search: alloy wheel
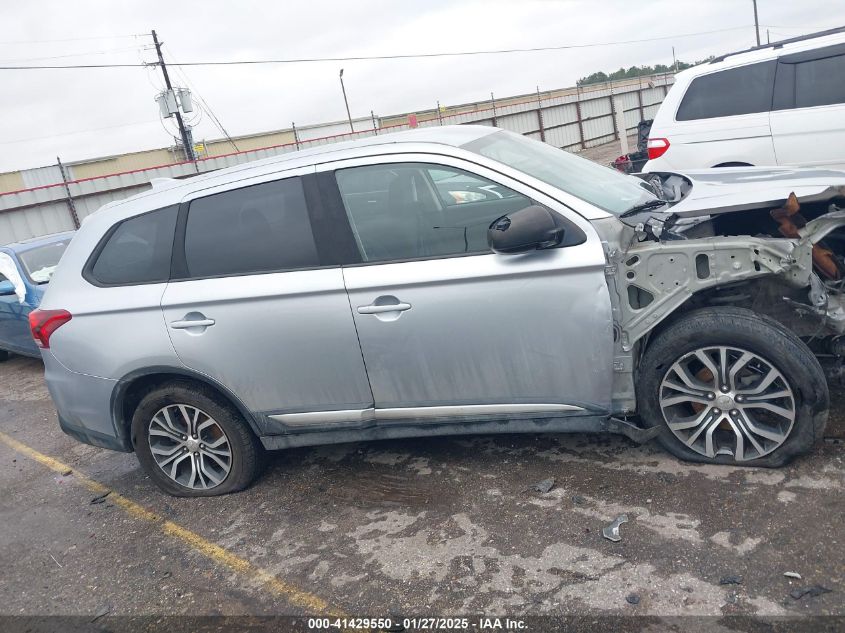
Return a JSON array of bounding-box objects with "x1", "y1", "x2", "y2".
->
[
  {"x1": 147, "y1": 404, "x2": 232, "y2": 489},
  {"x1": 658, "y1": 346, "x2": 796, "y2": 461}
]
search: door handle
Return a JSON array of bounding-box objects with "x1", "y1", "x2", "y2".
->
[
  {"x1": 357, "y1": 303, "x2": 412, "y2": 315},
  {"x1": 170, "y1": 317, "x2": 215, "y2": 329}
]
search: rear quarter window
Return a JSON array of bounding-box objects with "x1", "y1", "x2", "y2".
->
[
  {"x1": 794, "y1": 53, "x2": 845, "y2": 108},
  {"x1": 676, "y1": 60, "x2": 776, "y2": 121},
  {"x1": 88, "y1": 205, "x2": 179, "y2": 285}
]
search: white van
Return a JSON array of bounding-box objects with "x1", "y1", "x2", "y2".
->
[{"x1": 644, "y1": 27, "x2": 845, "y2": 172}]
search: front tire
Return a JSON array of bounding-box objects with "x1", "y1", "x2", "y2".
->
[
  {"x1": 131, "y1": 381, "x2": 264, "y2": 496},
  {"x1": 637, "y1": 307, "x2": 828, "y2": 467}
]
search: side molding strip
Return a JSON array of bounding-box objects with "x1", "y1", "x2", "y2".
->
[{"x1": 270, "y1": 403, "x2": 585, "y2": 426}]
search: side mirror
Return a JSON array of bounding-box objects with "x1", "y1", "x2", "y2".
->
[
  {"x1": 487, "y1": 205, "x2": 564, "y2": 254},
  {"x1": 0, "y1": 280, "x2": 15, "y2": 296}
]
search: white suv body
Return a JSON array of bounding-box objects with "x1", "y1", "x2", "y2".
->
[{"x1": 644, "y1": 28, "x2": 845, "y2": 172}]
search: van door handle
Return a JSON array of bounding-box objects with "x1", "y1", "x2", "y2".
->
[
  {"x1": 170, "y1": 317, "x2": 216, "y2": 329},
  {"x1": 357, "y1": 303, "x2": 412, "y2": 315}
]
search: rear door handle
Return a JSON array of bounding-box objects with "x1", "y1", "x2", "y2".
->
[
  {"x1": 357, "y1": 303, "x2": 412, "y2": 315},
  {"x1": 170, "y1": 317, "x2": 215, "y2": 329}
]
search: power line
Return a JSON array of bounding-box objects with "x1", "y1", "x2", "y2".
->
[
  {"x1": 0, "y1": 119, "x2": 160, "y2": 145},
  {"x1": 0, "y1": 25, "x2": 755, "y2": 70},
  {"x1": 0, "y1": 34, "x2": 150, "y2": 45},
  {"x1": 0, "y1": 62, "x2": 151, "y2": 69},
  {"x1": 0, "y1": 44, "x2": 152, "y2": 64}
]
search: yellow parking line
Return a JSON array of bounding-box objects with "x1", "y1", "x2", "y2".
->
[{"x1": 0, "y1": 430, "x2": 343, "y2": 616}]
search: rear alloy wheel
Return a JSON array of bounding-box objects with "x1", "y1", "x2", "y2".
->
[
  {"x1": 131, "y1": 381, "x2": 264, "y2": 496},
  {"x1": 148, "y1": 404, "x2": 233, "y2": 490},
  {"x1": 637, "y1": 307, "x2": 828, "y2": 467}
]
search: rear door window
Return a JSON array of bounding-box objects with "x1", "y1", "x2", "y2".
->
[
  {"x1": 794, "y1": 54, "x2": 845, "y2": 108},
  {"x1": 183, "y1": 176, "x2": 319, "y2": 278},
  {"x1": 676, "y1": 60, "x2": 776, "y2": 121},
  {"x1": 89, "y1": 205, "x2": 178, "y2": 285}
]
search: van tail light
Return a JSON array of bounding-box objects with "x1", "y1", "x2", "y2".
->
[
  {"x1": 647, "y1": 138, "x2": 671, "y2": 160},
  {"x1": 29, "y1": 309, "x2": 72, "y2": 349}
]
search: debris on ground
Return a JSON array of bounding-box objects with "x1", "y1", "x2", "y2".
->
[
  {"x1": 602, "y1": 514, "x2": 629, "y2": 542},
  {"x1": 571, "y1": 495, "x2": 587, "y2": 505},
  {"x1": 823, "y1": 437, "x2": 844, "y2": 445},
  {"x1": 784, "y1": 571, "x2": 802, "y2": 580},
  {"x1": 62, "y1": 469, "x2": 72, "y2": 476},
  {"x1": 90, "y1": 492, "x2": 111, "y2": 505},
  {"x1": 529, "y1": 478, "x2": 555, "y2": 494},
  {"x1": 625, "y1": 594, "x2": 640, "y2": 605},
  {"x1": 90, "y1": 606, "x2": 111, "y2": 623},
  {"x1": 789, "y1": 585, "x2": 832, "y2": 600},
  {"x1": 719, "y1": 575, "x2": 743, "y2": 585}
]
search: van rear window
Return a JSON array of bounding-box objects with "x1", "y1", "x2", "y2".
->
[{"x1": 676, "y1": 60, "x2": 776, "y2": 121}]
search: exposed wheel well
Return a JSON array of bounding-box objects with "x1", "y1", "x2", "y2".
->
[
  {"x1": 645, "y1": 277, "x2": 817, "y2": 347},
  {"x1": 115, "y1": 371, "x2": 261, "y2": 448}
]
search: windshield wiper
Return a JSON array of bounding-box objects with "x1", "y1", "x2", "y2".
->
[{"x1": 619, "y1": 199, "x2": 668, "y2": 218}]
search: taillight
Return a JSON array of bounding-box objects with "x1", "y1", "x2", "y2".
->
[
  {"x1": 647, "y1": 138, "x2": 671, "y2": 160},
  {"x1": 29, "y1": 309, "x2": 72, "y2": 349}
]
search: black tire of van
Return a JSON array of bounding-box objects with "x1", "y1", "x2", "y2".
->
[{"x1": 636, "y1": 307, "x2": 828, "y2": 467}]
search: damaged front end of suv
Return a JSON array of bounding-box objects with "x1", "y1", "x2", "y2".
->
[{"x1": 594, "y1": 168, "x2": 845, "y2": 422}]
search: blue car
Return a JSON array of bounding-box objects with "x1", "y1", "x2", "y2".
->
[{"x1": 0, "y1": 231, "x2": 74, "y2": 359}]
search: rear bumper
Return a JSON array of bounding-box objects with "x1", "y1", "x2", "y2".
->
[
  {"x1": 58, "y1": 415, "x2": 132, "y2": 452},
  {"x1": 43, "y1": 351, "x2": 131, "y2": 452}
]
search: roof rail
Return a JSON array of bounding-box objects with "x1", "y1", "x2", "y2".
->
[{"x1": 709, "y1": 24, "x2": 845, "y2": 64}]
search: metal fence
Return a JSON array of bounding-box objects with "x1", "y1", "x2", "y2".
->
[{"x1": 0, "y1": 74, "x2": 673, "y2": 242}]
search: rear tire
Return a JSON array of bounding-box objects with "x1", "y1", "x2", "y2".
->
[
  {"x1": 0, "y1": 350, "x2": 9, "y2": 362},
  {"x1": 131, "y1": 381, "x2": 264, "y2": 496},
  {"x1": 637, "y1": 307, "x2": 828, "y2": 467}
]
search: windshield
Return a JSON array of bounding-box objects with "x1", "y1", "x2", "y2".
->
[
  {"x1": 18, "y1": 239, "x2": 70, "y2": 284},
  {"x1": 462, "y1": 130, "x2": 658, "y2": 215}
]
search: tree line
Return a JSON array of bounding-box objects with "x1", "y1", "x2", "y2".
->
[{"x1": 576, "y1": 59, "x2": 714, "y2": 86}]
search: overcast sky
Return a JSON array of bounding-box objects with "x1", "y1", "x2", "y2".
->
[{"x1": 2, "y1": 0, "x2": 843, "y2": 173}]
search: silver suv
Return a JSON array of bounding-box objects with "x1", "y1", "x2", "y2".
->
[{"x1": 36, "y1": 126, "x2": 844, "y2": 496}]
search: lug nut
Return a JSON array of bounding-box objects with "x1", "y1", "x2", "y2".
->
[
  {"x1": 735, "y1": 395, "x2": 744, "y2": 402},
  {"x1": 707, "y1": 393, "x2": 715, "y2": 400},
  {"x1": 731, "y1": 409, "x2": 739, "y2": 415}
]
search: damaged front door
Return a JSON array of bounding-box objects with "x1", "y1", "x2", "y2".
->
[{"x1": 326, "y1": 156, "x2": 615, "y2": 421}]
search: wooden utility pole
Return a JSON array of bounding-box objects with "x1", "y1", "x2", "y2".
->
[{"x1": 152, "y1": 30, "x2": 194, "y2": 161}]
